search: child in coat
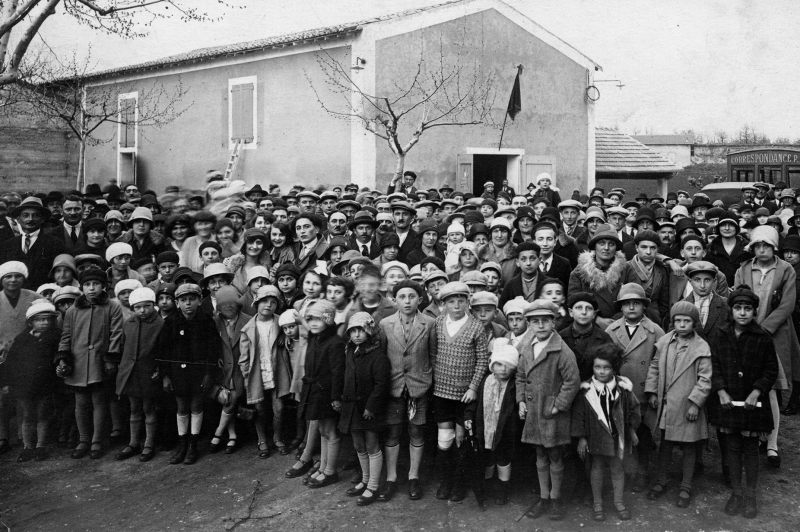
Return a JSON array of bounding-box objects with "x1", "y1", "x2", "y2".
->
[
  {"x1": 0, "y1": 301, "x2": 60, "y2": 462},
  {"x1": 52, "y1": 286, "x2": 81, "y2": 448},
  {"x1": 114, "y1": 287, "x2": 164, "y2": 462},
  {"x1": 158, "y1": 283, "x2": 221, "y2": 465},
  {"x1": 239, "y1": 285, "x2": 282, "y2": 458},
  {"x1": 571, "y1": 343, "x2": 641, "y2": 522},
  {"x1": 273, "y1": 309, "x2": 305, "y2": 454},
  {"x1": 516, "y1": 299, "x2": 580, "y2": 521},
  {"x1": 645, "y1": 301, "x2": 712, "y2": 508},
  {"x1": 464, "y1": 341, "x2": 519, "y2": 507},
  {"x1": 339, "y1": 312, "x2": 390, "y2": 506},
  {"x1": 503, "y1": 297, "x2": 528, "y2": 348},
  {"x1": 708, "y1": 285, "x2": 779, "y2": 519},
  {"x1": 57, "y1": 268, "x2": 124, "y2": 460},
  {"x1": 432, "y1": 282, "x2": 489, "y2": 503}
]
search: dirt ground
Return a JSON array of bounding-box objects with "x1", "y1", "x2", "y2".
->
[{"x1": 1, "y1": 413, "x2": 799, "y2": 532}]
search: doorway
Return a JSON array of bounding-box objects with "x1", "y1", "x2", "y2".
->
[{"x1": 473, "y1": 155, "x2": 508, "y2": 196}]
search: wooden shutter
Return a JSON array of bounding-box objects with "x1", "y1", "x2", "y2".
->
[
  {"x1": 456, "y1": 154, "x2": 474, "y2": 193},
  {"x1": 231, "y1": 83, "x2": 254, "y2": 143},
  {"x1": 119, "y1": 97, "x2": 136, "y2": 148},
  {"x1": 521, "y1": 155, "x2": 556, "y2": 189}
]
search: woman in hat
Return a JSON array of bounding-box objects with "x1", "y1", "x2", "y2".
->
[
  {"x1": 532, "y1": 173, "x2": 562, "y2": 207},
  {"x1": 223, "y1": 228, "x2": 273, "y2": 295},
  {"x1": 734, "y1": 225, "x2": 800, "y2": 469},
  {"x1": 116, "y1": 206, "x2": 168, "y2": 264},
  {"x1": 73, "y1": 218, "x2": 109, "y2": 260},
  {"x1": 576, "y1": 207, "x2": 607, "y2": 253},
  {"x1": 481, "y1": 218, "x2": 517, "y2": 284}
]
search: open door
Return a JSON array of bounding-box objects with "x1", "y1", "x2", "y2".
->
[
  {"x1": 456, "y1": 154, "x2": 473, "y2": 193},
  {"x1": 521, "y1": 155, "x2": 556, "y2": 189}
]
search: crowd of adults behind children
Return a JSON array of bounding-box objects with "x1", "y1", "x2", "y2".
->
[{"x1": 0, "y1": 170, "x2": 799, "y2": 522}]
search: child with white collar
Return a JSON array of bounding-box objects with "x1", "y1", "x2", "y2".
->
[{"x1": 571, "y1": 343, "x2": 640, "y2": 522}]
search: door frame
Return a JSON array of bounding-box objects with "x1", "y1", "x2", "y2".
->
[{"x1": 465, "y1": 147, "x2": 525, "y2": 192}]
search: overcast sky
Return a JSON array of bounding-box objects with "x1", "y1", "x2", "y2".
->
[{"x1": 31, "y1": 0, "x2": 800, "y2": 141}]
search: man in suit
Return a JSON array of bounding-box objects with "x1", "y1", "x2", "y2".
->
[
  {"x1": 533, "y1": 222, "x2": 571, "y2": 292},
  {"x1": 499, "y1": 242, "x2": 551, "y2": 309},
  {"x1": 0, "y1": 196, "x2": 67, "y2": 290},
  {"x1": 499, "y1": 179, "x2": 516, "y2": 198},
  {"x1": 392, "y1": 201, "x2": 418, "y2": 260},
  {"x1": 752, "y1": 182, "x2": 778, "y2": 214},
  {"x1": 49, "y1": 195, "x2": 84, "y2": 253},
  {"x1": 387, "y1": 171, "x2": 418, "y2": 197},
  {"x1": 292, "y1": 214, "x2": 328, "y2": 274},
  {"x1": 348, "y1": 211, "x2": 381, "y2": 259}
]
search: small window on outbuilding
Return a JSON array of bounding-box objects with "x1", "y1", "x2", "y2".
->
[{"x1": 228, "y1": 76, "x2": 257, "y2": 148}]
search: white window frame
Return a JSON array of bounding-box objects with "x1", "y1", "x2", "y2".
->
[
  {"x1": 228, "y1": 75, "x2": 258, "y2": 150},
  {"x1": 117, "y1": 91, "x2": 138, "y2": 185}
]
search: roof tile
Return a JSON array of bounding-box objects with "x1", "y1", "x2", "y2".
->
[{"x1": 596, "y1": 128, "x2": 682, "y2": 174}]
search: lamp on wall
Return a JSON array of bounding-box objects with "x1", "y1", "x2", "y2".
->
[{"x1": 351, "y1": 57, "x2": 366, "y2": 70}]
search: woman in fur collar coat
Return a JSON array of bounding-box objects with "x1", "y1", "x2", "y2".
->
[{"x1": 568, "y1": 225, "x2": 627, "y2": 329}]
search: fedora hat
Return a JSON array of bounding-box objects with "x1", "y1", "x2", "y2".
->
[
  {"x1": 10, "y1": 196, "x2": 51, "y2": 221},
  {"x1": 587, "y1": 223, "x2": 622, "y2": 249},
  {"x1": 615, "y1": 283, "x2": 651, "y2": 306},
  {"x1": 347, "y1": 211, "x2": 380, "y2": 230}
]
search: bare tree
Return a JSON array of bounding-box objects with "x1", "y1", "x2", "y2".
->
[
  {"x1": 774, "y1": 136, "x2": 791, "y2": 145},
  {"x1": 0, "y1": 0, "x2": 236, "y2": 88},
  {"x1": 5, "y1": 46, "x2": 191, "y2": 188},
  {"x1": 714, "y1": 130, "x2": 729, "y2": 144},
  {"x1": 306, "y1": 31, "x2": 499, "y2": 183}
]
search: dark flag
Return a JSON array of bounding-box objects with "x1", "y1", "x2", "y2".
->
[
  {"x1": 507, "y1": 66, "x2": 522, "y2": 120},
  {"x1": 499, "y1": 65, "x2": 523, "y2": 150}
]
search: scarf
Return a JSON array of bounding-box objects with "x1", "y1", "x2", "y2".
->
[
  {"x1": 482, "y1": 374, "x2": 507, "y2": 449},
  {"x1": 256, "y1": 319, "x2": 276, "y2": 391},
  {"x1": 629, "y1": 255, "x2": 654, "y2": 296},
  {"x1": 587, "y1": 377, "x2": 624, "y2": 457}
]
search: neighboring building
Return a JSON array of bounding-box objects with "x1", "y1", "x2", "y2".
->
[
  {"x1": 632, "y1": 134, "x2": 694, "y2": 168},
  {"x1": 594, "y1": 128, "x2": 681, "y2": 197},
  {"x1": 81, "y1": 0, "x2": 602, "y2": 196},
  {"x1": 727, "y1": 147, "x2": 800, "y2": 185}
]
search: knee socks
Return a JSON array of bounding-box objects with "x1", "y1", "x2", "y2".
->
[
  {"x1": 144, "y1": 421, "x2": 157, "y2": 449},
  {"x1": 129, "y1": 416, "x2": 143, "y2": 446},
  {"x1": 384, "y1": 443, "x2": 400, "y2": 482},
  {"x1": 484, "y1": 464, "x2": 496, "y2": 480},
  {"x1": 550, "y1": 457, "x2": 565, "y2": 499},
  {"x1": 324, "y1": 436, "x2": 340, "y2": 475},
  {"x1": 367, "y1": 451, "x2": 383, "y2": 492},
  {"x1": 190, "y1": 413, "x2": 203, "y2": 436},
  {"x1": 318, "y1": 435, "x2": 329, "y2": 474},
  {"x1": 536, "y1": 453, "x2": 551, "y2": 500},
  {"x1": 767, "y1": 390, "x2": 779, "y2": 455},
  {"x1": 357, "y1": 451, "x2": 370, "y2": 485},
  {"x1": 409, "y1": 443, "x2": 424, "y2": 480},
  {"x1": 176, "y1": 414, "x2": 189, "y2": 437},
  {"x1": 497, "y1": 463, "x2": 511, "y2": 482}
]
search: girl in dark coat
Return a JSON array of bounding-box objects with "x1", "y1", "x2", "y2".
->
[
  {"x1": 114, "y1": 287, "x2": 164, "y2": 462},
  {"x1": 0, "y1": 301, "x2": 60, "y2": 462},
  {"x1": 158, "y1": 283, "x2": 221, "y2": 465},
  {"x1": 571, "y1": 343, "x2": 641, "y2": 522},
  {"x1": 708, "y1": 285, "x2": 778, "y2": 519},
  {"x1": 338, "y1": 312, "x2": 390, "y2": 506},
  {"x1": 464, "y1": 342, "x2": 519, "y2": 507},
  {"x1": 298, "y1": 299, "x2": 345, "y2": 489}
]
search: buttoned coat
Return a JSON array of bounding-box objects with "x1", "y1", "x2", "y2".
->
[
  {"x1": 378, "y1": 311, "x2": 437, "y2": 398},
  {"x1": 707, "y1": 321, "x2": 778, "y2": 433},
  {"x1": 338, "y1": 336, "x2": 390, "y2": 433},
  {"x1": 58, "y1": 292, "x2": 124, "y2": 388},
  {"x1": 559, "y1": 324, "x2": 614, "y2": 382},
  {"x1": 344, "y1": 294, "x2": 398, "y2": 327},
  {"x1": 515, "y1": 330, "x2": 580, "y2": 447},
  {"x1": 706, "y1": 236, "x2": 751, "y2": 286},
  {"x1": 299, "y1": 326, "x2": 346, "y2": 420},
  {"x1": 214, "y1": 311, "x2": 251, "y2": 397},
  {"x1": 116, "y1": 311, "x2": 164, "y2": 397},
  {"x1": 157, "y1": 309, "x2": 221, "y2": 396},
  {"x1": 606, "y1": 317, "x2": 665, "y2": 407},
  {"x1": 239, "y1": 315, "x2": 280, "y2": 404},
  {"x1": 621, "y1": 260, "x2": 670, "y2": 324},
  {"x1": 645, "y1": 331, "x2": 712, "y2": 442},
  {"x1": 464, "y1": 373, "x2": 518, "y2": 453},
  {"x1": 568, "y1": 251, "x2": 628, "y2": 320},
  {"x1": 571, "y1": 376, "x2": 641, "y2": 458},
  {"x1": 735, "y1": 258, "x2": 800, "y2": 384},
  {"x1": 677, "y1": 292, "x2": 728, "y2": 339}
]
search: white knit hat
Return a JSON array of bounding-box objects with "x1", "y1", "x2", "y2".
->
[
  {"x1": 106, "y1": 242, "x2": 134, "y2": 262},
  {"x1": 447, "y1": 222, "x2": 466, "y2": 235},
  {"x1": 26, "y1": 300, "x2": 56, "y2": 320},
  {"x1": 129, "y1": 287, "x2": 156, "y2": 307},
  {"x1": 278, "y1": 309, "x2": 296, "y2": 327},
  {"x1": 115, "y1": 279, "x2": 143, "y2": 297},
  {"x1": 0, "y1": 260, "x2": 28, "y2": 280},
  {"x1": 490, "y1": 343, "x2": 519, "y2": 369},
  {"x1": 747, "y1": 225, "x2": 779, "y2": 251}
]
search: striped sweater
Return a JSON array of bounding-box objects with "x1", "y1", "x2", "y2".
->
[{"x1": 432, "y1": 315, "x2": 489, "y2": 400}]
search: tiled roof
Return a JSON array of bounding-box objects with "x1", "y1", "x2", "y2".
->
[
  {"x1": 85, "y1": 0, "x2": 466, "y2": 80},
  {"x1": 632, "y1": 134, "x2": 695, "y2": 145},
  {"x1": 596, "y1": 128, "x2": 681, "y2": 174}
]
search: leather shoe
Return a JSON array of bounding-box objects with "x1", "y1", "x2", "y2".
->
[
  {"x1": 308, "y1": 472, "x2": 339, "y2": 489},
  {"x1": 676, "y1": 490, "x2": 692, "y2": 508},
  {"x1": 767, "y1": 452, "x2": 781, "y2": 468},
  {"x1": 724, "y1": 493, "x2": 742, "y2": 516},
  {"x1": 285, "y1": 460, "x2": 313, "y2": 478},
  {"x1": 89, "y1": 443, "x2": 104, "y2": 460},
  {"x1": 435, "y1": 481, "x2": 453, "y2": 500},
  {"x1": 357, "y1": 490, "x2": 377, "y2": 506},
  {"x1": 208, "y1": 437, "x2": 225, "y2": 454},
  {"x1": 408, "y1": 479, "x2": 422, "y2": 500},
  {"x1": 525, "y1": 498, "x2": 550, "y2": 519},
  {"x1": 781, "y1": 402, "x2": 800, "y2": 416},
  {"x1": 114, "y1": 445, "x2": 141, "y2": 461},
  {"x1": 346, "y1": 483, "x2": 367, "y2": 497},
  {"x1": 378, "y1": 481, "x2": 397, "y2": 502},
  {"x1": 139, "y1": 447, "x2": 156, "y2": 462},
  {"x1": 71, "y1": 443, "x2": 89, "y2": 459},
  {"x1": 615, "y1": 504, "x2": 631, "y2": 521}
]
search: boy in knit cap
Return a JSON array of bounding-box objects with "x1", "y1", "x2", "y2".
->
[
  {"x1": 115, "y1": 279, "x2": 143, "y2": 321},
  {"x1": 432, "y1": 281, "x2": 489, "y2": 503},
  {"x1": 464, "y1": 341, "x2": 519, "y2": 508},
  {"x1": 645, "y1": 301, "x2": 711, "y2": 508},
  {"x1": 503, "y1": 297, "x2": 528, "y2": 347}
]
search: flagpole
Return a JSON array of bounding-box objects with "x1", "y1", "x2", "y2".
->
[
  {"x1": 498, "y1": 64, "x2": 523, "y2": 151},
  {"x1": 498, "y1": 112, "x2": 509, "y2": 151}
]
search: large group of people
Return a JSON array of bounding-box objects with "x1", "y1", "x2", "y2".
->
[{"x1": 0, "y1": 169, "x2": 798, "y2": 522}]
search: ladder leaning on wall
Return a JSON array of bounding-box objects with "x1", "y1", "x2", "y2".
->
[{"x1": 224, "y1": 139, "x2": 243, "y2": 181}]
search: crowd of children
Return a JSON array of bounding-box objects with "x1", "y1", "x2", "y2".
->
[{"x1": 0, "y1": 176, "x2": 797, "y2": 522}]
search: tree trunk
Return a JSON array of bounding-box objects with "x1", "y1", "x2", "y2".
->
[
  {"x1": 392, "y1": 153, "x2": 405, "y2": 188},
  {"x1": 76, "y1": 139, "x2": 85, "y2": 192}
]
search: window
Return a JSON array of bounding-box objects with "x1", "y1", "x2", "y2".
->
[
  {"x1": 228, "y1": 76, "x2": 257, "y2": 149},
  {"x1": 118, "y1": 92, "x2": 138, "y2": 149}
]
